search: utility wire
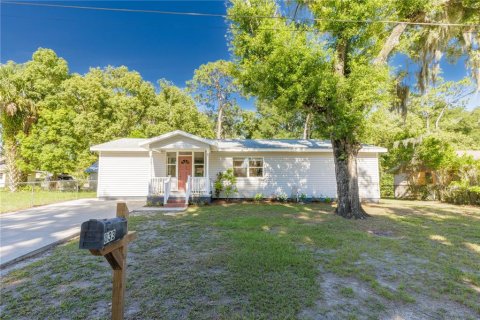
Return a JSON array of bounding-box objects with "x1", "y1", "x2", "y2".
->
[{"x1": 3, "y1": 1, "x2": 480, "y2": 29}]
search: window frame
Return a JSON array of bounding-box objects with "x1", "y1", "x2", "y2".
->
[
  {"x1": 166, "y1": 151, "x2": 206, "y2": 178},
  {"x1": 194, "y1": 151, "x2": 205, "y2": 177},
  {"x1": 232, "y1": 157, "x2": 264, "y2": 178},
  {"x1": 166, "y1": 152, "x2": 177, "y2": 177}
]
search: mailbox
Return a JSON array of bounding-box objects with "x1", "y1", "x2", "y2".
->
[{"x1": 79, "y1": 218, "x2": 127, "y2": 250}]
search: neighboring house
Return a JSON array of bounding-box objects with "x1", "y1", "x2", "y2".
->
[
  {"x1": 393, "y1": 150, "x2": 480, "y2": 198},
  {"x1": 85, "y1": 161, "x2": 98, "y2": 190},
  {"x1": 90, "y1": 130, "x2": 387, "y2": 205}
]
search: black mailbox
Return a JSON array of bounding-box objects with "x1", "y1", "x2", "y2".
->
[{"x1": 79, "y1": 218, "x2": 127, "y2": 250}]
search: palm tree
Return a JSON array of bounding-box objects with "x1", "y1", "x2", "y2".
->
[{"x1": 0, "y1": 62, "x2": 36, "y2": 191}]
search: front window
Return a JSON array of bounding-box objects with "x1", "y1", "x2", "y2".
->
[
  {"x1": 233, "y1": 157, "x2": 263, "y2": 177},
  {"x1": 167, "y1": 152, "x2": 177, "y2": 177},
  {"x1": 194, "y1": 152, "x2": 205, "y2": 177}
]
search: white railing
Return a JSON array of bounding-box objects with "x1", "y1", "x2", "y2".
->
[
  {"x1": 149, "y1": 177, "x2": 169, "y2": 195},
  {"x1": 185, "y1": 175, "x2": 192, "y2": 204},
  {"x1": 191, "y1": 177, "x2": 210, "y2": 195},
  {"x1": 164, "y1": 176, "x2": 171, "y2": 205}
]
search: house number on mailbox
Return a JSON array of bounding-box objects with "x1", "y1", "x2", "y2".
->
[{"x1": 104, "y1": 229, "x2": 116, "y2": 245}]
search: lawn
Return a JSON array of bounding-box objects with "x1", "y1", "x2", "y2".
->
[
  {"x1": 0, "y1": 190, "x2": 97, "y2": 213},
  {"x1": 1, "y1": 200, "x2": 479, "y2": 319}
]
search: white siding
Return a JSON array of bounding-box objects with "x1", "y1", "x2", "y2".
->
[
  {"x1": 209, "y1": 152, "x2": 337, "y2": 198},
  {"x1": 150, "y1": 135, "x2": 210, "y2": 150},
  {"x1": 209, "y1": 151, "x2": 381, "y2": 200},
  {"x1": 357, "y1": 152, "x2": 381, "y2": 200},
  {"x1": 97, "y1": 150, "x2": 381, "y2": 200},
  {"x1": 97, "y1": 151, "x2": 151, "y2": 198}
]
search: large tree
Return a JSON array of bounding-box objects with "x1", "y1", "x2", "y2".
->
[
  {"x1": 0, "y1": 49, "x2": 68, "y2": 189},
  {"x1": 228, "y1": 0, "x2": 391, "y2": 218},
  {"x1": 188, "y1": 60, "x2": 241, "y2": 139},
  {"x1": 20, "y1": 68, "x2": 214, "y2": 177},
  {"x1": 228, "y1": 0, "x2": 479, "y2": 219}
]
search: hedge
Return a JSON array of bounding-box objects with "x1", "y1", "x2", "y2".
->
[{"x1": 442, "y1": 185, "x2": 480, "y2": 206}]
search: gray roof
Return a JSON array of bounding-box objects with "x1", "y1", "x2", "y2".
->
[
  {"x1": 91, "y1": 131, "x2": 387, "y2": 153},
  {"x1": 216, "y1": 139, "x2": 331, "y2": 150},
  {"x1": 90, "y1": 138, "x2": 147, "y2": 151}
]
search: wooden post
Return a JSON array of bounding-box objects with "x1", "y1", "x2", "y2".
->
[
  {"x1": 88, "y1": 201, "x2": 136, "y2": 320},
  {"x1": 112, "y1": 202, "x2": 128, "y2": 320}
]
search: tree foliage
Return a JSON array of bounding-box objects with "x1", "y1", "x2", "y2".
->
[
  {"x1": 188, "y1": 60, "x2": 241, "y2": 139},
  {"x1": 3, "y1": 48, "x2": 213, "y2": 179}
]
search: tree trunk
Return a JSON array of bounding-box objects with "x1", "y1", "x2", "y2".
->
[
  {"x1": 303, "y1": 113, "x2": 312, "y2": 139},
  {"x1": 373, "y1": 23, "x2": 408, "y2": 65},
  {"x1": 216, "y1": 105, "x2": 224, "y2": 139},
  {"x1": 331, "y1": 138, "x2": 369, "y2": 219},
  {"x1": 4, "y1": 139, "x2": 21, "y2": 192}
]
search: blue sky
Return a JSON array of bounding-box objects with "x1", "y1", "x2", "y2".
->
[{"x1": 1, "y1": 0, "x2": 478, "y2": 110}]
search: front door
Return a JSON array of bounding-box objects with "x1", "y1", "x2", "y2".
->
[{"x1": 178, "y1": 156, "x2": 192, "y2": 192}]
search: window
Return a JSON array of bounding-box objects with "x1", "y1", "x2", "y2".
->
[
  {"x1": 233, "y1": 157, "x2": 263, "y2": 177},
  {"x1": 194, "y1": 152, "x2": 205, "y2": 177},
  {"x1": 249, "y1": 158, "x2": 263, "y2": 177},
  {"x1": 0, "y1": 173, "x2": 3, "y2": 179},
  {"x1": 167, "y1": 152, "x2": 176, "y2": 177}
]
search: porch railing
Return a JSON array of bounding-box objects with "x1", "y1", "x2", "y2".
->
[
  {"x1": 185, "y1": 176, "x2": 192, "y2": 204},
  {"x1": 191, "y1": 177, "x2": 210, "y2": 195},
  {"x1": 149, "y1": 177, "x2": 170, "y2": 195},
  {"x1": 164, "y1": 176, "x2": 172, "y2": 205}
]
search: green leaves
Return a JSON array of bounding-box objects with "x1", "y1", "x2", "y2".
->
[{"x1": 5, "y1": 48, "x2": 213, "y2": 177}]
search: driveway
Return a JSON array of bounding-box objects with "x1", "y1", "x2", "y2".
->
[{"x1": 0, "y1": 198, "x2": 145, "y2": 267}]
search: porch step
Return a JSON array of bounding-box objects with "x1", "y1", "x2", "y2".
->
[
  {"x1": 167, "y1": 197, "x2": 187, "y2": 204},
  {"x1": 165, "y1": 202, "x2": 187, "y2": 208}
]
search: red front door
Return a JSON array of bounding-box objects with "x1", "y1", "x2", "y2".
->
[{"x1": 178, "y1": 156, "x2": 192, "y2": 191}]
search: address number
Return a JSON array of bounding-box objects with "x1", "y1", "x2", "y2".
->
[{"x1": 104, "y1": 230, "x2": 116, "y2": 244}]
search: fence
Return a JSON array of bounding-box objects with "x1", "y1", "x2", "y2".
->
[{"x1": 0, "y1": 180, "x2": 97, "y2": 214}]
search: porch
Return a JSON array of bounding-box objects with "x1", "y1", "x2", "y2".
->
[{"x1": 141, "y1": 131, "x2": 216, "y2": 206}]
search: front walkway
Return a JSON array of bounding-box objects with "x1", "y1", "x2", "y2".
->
[{"x1": 0, "y1": 198, "x2": 145, "y2": 267}]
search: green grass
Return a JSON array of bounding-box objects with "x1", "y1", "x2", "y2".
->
[
  {"x1": 0, "y1": 190, "x2": 96, "y2": 213},
  {"x1": 1, "y1": 200, "x2": 479, "y2": 319}
]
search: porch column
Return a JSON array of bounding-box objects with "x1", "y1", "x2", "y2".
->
[
  {"x1": 206, "y1": 149, "x2": 210, "y2": 194},
  {"x1": 149, "y1": 150, "x2": 153, "y2": 195}
]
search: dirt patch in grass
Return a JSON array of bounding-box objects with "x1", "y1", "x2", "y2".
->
[{"x1": 1, "y1": 201, "x2": 479, "y2": 319}]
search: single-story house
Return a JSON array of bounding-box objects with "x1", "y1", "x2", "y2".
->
[{"x1": 90, "y1": 130, "x2": 387, "y2": 206}]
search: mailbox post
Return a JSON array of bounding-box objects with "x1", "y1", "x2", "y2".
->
[{"x1": 79, "y1": 202, "x2": 136, "y2": 320}]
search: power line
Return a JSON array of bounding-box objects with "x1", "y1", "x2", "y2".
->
[{"x1": 3, "y1": 1, "x2": 480, "y2": 29}]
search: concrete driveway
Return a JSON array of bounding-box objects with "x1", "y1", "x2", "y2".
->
[{"x1": 0, "y1": 198, "x2": 145, "y2": 267}]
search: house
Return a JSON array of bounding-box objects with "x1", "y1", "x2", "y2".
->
[
  {"x1": 85, "y1": 161, "x2": 98, "y2": 190},
  {"x1": 90, "y1": 130, "x2": 387, "y2": 206}
]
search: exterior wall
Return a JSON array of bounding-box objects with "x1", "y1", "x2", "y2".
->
[
  {"x1": 208, "y1": 151, "x2": 381, "y2": 201},
  {"x1": 357, "y1": 153, "x2": 381, "y2": 201},
  {"x1": 97, "y1": 150, "x2": 382, "y2": 201},
  {"x1": 97, "y1": 151, "x2": 151, "y2": 198}
]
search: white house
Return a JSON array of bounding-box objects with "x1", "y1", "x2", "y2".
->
[{"x1": 91, "y1": 130, "x2": 387, "y2": 206}]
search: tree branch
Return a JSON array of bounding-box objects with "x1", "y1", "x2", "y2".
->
[{"x1": 373, "y1": 23, "x2": 408, "y2": 65}]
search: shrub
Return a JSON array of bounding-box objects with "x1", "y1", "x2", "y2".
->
[
  {"x1": 253, "y1": 193, "x2": 263, "y2": 202},
  {"x1": 299, "y1": 192, "x2": 308, "y2": 203},
  {"x1": 442, "y1": 183, "x2": 480, "y2": 206},
  {"x1": 214, "y1": 169, "x2": 238, "y2": 200},
  {"x1": 274, "y1": 191, "x2": 288, "y2": 202}
]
